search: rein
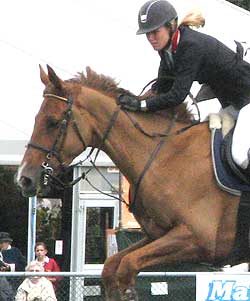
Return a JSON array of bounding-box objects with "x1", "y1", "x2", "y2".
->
[
  {"x1": 126, "y1": 77, "x2": 202, "y2": 212},
  {"x1": 125, "y1": 108, "x2": 201, "y2": 212},
  {"x1": 27, "y1": 93, "x2": 130, "y2": 206},
  {"x1": 138, "y1": 76, "x2": 202, "y2": 126},
  {"x1": 123, "y1": 110, "x2": 199, "y2": 138},
  {"x1": 28, "y1": 91, "x2": 200, "y2": 210}
]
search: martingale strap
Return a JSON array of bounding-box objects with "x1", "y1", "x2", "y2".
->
[{"x1": 129, "y1": 109, "x2": 176, "y2": 213}]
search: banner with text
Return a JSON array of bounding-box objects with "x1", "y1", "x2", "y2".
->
[{"x1": 196, "y1": 273, "x2": 250, "y2": 301}]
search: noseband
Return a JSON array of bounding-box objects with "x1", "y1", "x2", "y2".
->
[{"x1": 27, "y1": 93, "x2": 86, "y2": 187}]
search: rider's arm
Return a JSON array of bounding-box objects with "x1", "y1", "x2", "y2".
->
[{"x1": 145, "y1": 41, "x2": 202, "y2": 111}]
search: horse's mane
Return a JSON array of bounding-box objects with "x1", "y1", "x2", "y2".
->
[
  {"x1": 68, "y1": 67, "x2": 132, "y2": 97},
  {"x1": 68, "y1": 67, "x2": 193, "y2": 123}
]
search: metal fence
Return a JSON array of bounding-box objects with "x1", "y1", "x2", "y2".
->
[{"x1": 0, "y1": 271, "x2": 197, "y2": 300}]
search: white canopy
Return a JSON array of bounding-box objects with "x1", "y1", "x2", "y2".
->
[{"x1": 1, "y1": 0, "x2": 250, "y2": 163}]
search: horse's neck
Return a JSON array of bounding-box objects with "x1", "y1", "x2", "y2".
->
[{"x1": 77, "y1": 92, "x2": 161, "y2": 183}]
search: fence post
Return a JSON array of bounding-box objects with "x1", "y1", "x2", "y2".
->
[{"x1": 27, "y1": 196, "x2": 37, "y2": 263}]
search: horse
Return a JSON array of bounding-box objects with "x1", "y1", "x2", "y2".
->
[{"x1": 16, "y1": 65, "x2": 248, "y2": 301}]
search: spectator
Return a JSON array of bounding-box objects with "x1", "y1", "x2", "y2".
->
[
  {"x1": 0, "y1": 231, "x2": 26, "y2": 296},
  {"x1": 15, "y1": 261, "x2": 57, "y2": 301},
  {"x1": 0, "y1": 232, "x2": 26, "y2": 272},
  {"x1": 0, "y1": 276, "x2": 14, "y2": 301},
  {"x1": 35, "y1": 242, "x2": 61, "y2": 289}
]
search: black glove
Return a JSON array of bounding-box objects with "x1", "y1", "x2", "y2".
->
[{"x1": 118, "y1": 95, "x2": 141, "y2": 111}]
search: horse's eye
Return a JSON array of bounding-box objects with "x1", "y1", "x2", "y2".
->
[{"x1": 46, "y1": 117, "x2": 59, "y2": 130}]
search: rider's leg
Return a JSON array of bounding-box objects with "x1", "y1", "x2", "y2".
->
[
  {"x1": 219, "y1": 105, "x2": 237, "y2": 137},
  {"x1": 231, "y1": 102, "x2": 250, "y2": 173}
]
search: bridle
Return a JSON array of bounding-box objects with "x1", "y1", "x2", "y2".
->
[
  {"x1": 26, "y1": 91, "x2": 199, "y2": 209},
  {"x1": 27, "y1": 93, "x2": 87, "y2": 187},
  {"x1": 26, "y1": 93, "x2": 122, "y2": 191}
]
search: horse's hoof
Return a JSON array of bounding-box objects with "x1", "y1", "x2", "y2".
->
[{"x1": 121, "y1": 287, "x2": 139, "y2": 301}]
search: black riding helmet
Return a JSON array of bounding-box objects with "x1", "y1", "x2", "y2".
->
[{"x1": 137, "y1": 0, "x2": 178, "y2": 35}]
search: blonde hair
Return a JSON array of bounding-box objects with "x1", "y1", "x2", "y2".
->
[
  {"x1": 179, "y1": 9, "x2": 205, "y2": 28},
  {"x1": 25, "y1": 260, "x2": 44, "y2": 272}
]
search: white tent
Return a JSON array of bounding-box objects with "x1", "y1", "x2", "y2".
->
[{"x1": 0, "y1": 0, "x2": 250, "y2": 142}]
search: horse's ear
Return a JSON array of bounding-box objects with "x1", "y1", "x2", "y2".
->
[
  {"x1": 47, "y1": 64, "x2": 63, "y2": 90},
  {"x1": 39, "y1": 64, "x2": 49, "y2": 85}
]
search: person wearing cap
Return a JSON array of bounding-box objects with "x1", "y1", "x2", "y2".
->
[
  {"x1": 118, "y1": 0, "x2": 250, "y2": 179},
  {"x1": 0, "y1": 232, "x2": 26, "y2": 272}
]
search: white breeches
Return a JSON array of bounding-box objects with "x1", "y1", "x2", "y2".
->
[{"x1": 227, "y1": 102, "x2": 250, "y2": 169}]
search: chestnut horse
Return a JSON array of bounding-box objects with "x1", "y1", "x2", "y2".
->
[{"x1": 17, "y1": 65, "x2": 245, "y2": 301}]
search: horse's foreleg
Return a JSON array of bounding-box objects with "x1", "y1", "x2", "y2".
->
[
  {"x1": 102, "y1": 237, "x2": 150, "y2": 301},
  {"x1": 116, "y1": 224, "x2": 202, "y2": 297}
]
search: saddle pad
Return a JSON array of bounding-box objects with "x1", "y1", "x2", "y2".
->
[{"x1": 211, "y1": 128, "x2": 250, "y2": 195}]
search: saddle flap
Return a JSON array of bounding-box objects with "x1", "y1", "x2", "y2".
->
[{"x1": 209, "y1": 112, "x2": 250, "y2": 193}]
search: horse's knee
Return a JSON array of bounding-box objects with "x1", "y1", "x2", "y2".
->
[
  {"x1": 102, "y1": 265, "x2": 120, "y2": 301},
  {"x1": 102, "y1": 265, "x2": 115, "y2": 288},
  {"x1": 102, "y1": 255, "x2": 120, "y2": 279},
  {"x1": 116, "y1": 255, "x2": 139, "y2": 289},
  {"x1": 102, "y1": 255, "x2": 123, "y2": 291},
  {"x1": 102, "y1": 253, "x2": 139, "y2": 299},
  {"x1": 102, "y1": 259, "x2": 112, "y2": 279}
]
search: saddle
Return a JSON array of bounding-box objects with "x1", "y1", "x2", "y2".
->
[{"x1": 209, "y1": 112, "x2": 250, "y2": 195}]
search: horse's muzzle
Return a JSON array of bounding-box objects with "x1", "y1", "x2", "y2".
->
[{"x1": 16, "y1": 174, "x2": 37, "y2": 197}]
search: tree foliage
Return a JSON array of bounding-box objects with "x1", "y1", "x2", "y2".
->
[
  {"x1": 228, "y1": 0, "x2": 250, "y2": 10},
  {"x1": 36, "y1": 200, "x2": 62, "y2": 254},
  {"x1": 0, "y1": 166, "x2": 28, "y2": 255}
]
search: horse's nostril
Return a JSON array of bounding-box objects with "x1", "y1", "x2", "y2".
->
[
  {"x1": 17, "y1": 175, "x2": 37, "y2": 197},
  {"x1": 20, "y1": 176, "x2": 33, "y2": 189}
]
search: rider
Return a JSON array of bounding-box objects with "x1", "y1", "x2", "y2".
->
[{"x1": 118, "y1": 0, "x2": 250, "y2": 178}]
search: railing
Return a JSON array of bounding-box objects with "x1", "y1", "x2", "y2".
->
[
  {"x1": 1, "y1": 270, "x2": 249, "y2": 300},
  {"x1": 0, "y1": 271, "x2": 196, "y2": 300}
]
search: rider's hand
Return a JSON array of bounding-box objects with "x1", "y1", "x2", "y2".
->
[
  {"x1": 118, "y1": 95, "x2": 141, "y2": 111},
  {"x1": 0, "y1": 263, "x2": 10, "y2": 272}
]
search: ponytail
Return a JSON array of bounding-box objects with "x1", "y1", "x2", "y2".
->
[{"x1": 179, "y1": 9, "x2": 205, "y2": 28}]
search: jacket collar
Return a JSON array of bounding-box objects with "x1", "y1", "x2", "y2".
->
[
  {"x1": 171, "y1": 29, "x2": 180, "y2": 53},
  {"x1": 159, "y1": 29, "x2": 180, "y2": 58}
]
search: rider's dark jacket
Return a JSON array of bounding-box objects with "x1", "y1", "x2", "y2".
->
[{"x1": 146, "y1": 25, "x2": 250, "y2": 111}]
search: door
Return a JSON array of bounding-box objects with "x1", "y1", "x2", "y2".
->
[
  {"x1": 81, "y1": 197, "x2": 119, "y2": 266},
  {"x1": 70, "y1": 165, "x2": 120, "y2": 272}
]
